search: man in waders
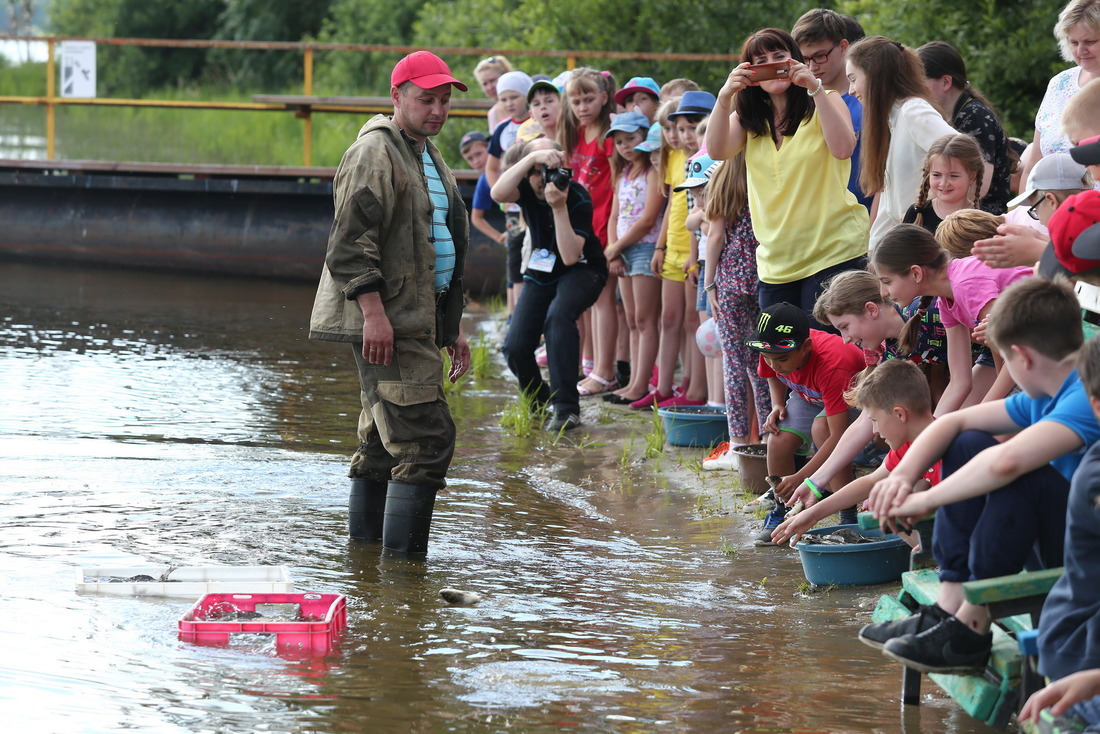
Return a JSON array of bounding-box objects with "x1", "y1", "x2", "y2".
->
[{"x1": 309, "y1": 51, "x2": 470, "y2": 554}]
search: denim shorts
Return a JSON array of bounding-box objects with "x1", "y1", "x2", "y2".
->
[
  {"x1": 695, "y1": 259, "x2": 711, "y2": 314},
  {"x1": 621, "y1": 241, "x2": 657, "y2": 277}
]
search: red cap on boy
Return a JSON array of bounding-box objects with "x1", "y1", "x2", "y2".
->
[{"x1": 1038, "y1": 190, "x2": 1100, "y2": 279}]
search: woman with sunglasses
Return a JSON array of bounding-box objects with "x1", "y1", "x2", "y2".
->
[{"x1": 707, "y1": 27, "x2": 869, "y2": 327}]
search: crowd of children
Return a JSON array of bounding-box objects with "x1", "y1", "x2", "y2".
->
[{"x1": 456, "y1": 0, "x2": 1100, "y2": 726}]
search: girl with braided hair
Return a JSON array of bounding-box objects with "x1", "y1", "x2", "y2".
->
[{"x1": 902, "y1": 133, "x2": 986, "y2": 236}]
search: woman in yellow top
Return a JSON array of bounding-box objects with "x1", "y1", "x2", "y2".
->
[{"x1": 706, "y1": 27, "x2": 868, "y2": 326}]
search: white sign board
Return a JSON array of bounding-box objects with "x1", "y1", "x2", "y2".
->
[{"x1": 60, "y1": 41, "x2": 96, "y2": 99}]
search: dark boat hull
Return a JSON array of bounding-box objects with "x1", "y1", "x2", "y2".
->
[{"x1": 0, "y1": 161, "x2": 506, "y2": 295}]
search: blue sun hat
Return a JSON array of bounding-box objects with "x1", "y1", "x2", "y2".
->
[
  {"x1": 604, "y1": 111, "x2": 652, "y2": 138},
  {"x1": 635, "y1": 122, "x2": 663, "y2": 153}
]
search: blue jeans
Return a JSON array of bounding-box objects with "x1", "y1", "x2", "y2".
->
[
  {"x1": 933, "y1": 430, "x2": 1069, "y2": 583},
  {"x1": 503, "y1": 266, "x2": 606, "y2": 416},
  {"x1": 758, "y1": 256, "x2": 865, "y2": 332}
]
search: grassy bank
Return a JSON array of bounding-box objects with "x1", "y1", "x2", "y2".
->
[{"x1": 0, "y1": 62, "x2": 482, "y2": 168}]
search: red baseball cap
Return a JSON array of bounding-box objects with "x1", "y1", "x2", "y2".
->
[
  {"x1": 1038, "y1": 189, "x2": 1100, "y2": 279},
  {"x1": 391, "y1": 51, "x2": 468, "y2": 92}
]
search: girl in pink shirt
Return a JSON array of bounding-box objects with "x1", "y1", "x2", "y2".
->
[{"x1": 872, "y1": 224, "x2": 1032, "y2": 414}]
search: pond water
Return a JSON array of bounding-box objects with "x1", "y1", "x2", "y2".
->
[{"x1": 0, "y1": 262, "x2": 1004, "y2": 733}]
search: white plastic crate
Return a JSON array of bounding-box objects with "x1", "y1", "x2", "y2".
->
[{"x1": 75, "y1": 566, "x2": 294, "y2": 598}]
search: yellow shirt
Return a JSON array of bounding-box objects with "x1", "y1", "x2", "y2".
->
[
  {"x1": 664, "y1": 148, "x2": 691, "y2": 255},
  {"x1": 745, "y1": 101, "x2": 869, "y2": 283}
]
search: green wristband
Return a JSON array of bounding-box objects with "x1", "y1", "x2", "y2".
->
[{"x1": 804, "y1": 478, "x2": 824, "y2": 499}]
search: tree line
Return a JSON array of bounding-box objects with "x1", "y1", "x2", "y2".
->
[{"x1": 45, "y1": 0, "x2": 1068, "y2": 138}]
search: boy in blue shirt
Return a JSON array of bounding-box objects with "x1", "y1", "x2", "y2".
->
[
  {"x1": 861, "y1": 277, "x2": 1100, "y2": 673},
  {"x1": 1018, "y1": 333, "x2": 1100, "y2": 729}
]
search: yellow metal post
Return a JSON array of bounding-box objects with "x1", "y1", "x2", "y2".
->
[
  {"x1": 46, "y1": 40, "x2": 55, "y2": 159},
  {"x1": 302, "y1": 48, "x2": 313, "y2": 167},
  {"x1": 566, "y1": 55, "x2": 576, "y2": 71}
]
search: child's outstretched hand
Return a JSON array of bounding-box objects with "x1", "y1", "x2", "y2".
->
[
  {"x1": 785, "y1": 480, "x2": 821, "y2": 509},
  {"x1": 771, "y1": 506, "x2": 816, "y2": 548},
  {"x1": 772, "y1": 474, "x2": 803, "y2": 503},
  {"x1": 1020, "y1": 669, "x2": 1100, "y2": 722},
  {"x1": 868, "y1": 476, "x2": 915, "y2": 533},
  {"x1": 762, "y1": 406, "x2": 786, "y2": 435}
]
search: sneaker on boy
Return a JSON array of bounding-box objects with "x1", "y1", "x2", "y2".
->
[
  {"x1": 858, "y1": 603, "x2": 950, "y2": 650},
  {"x1": 882, "y1": 616, "x2": 993, "y2": 674},
  {"x1": 753, "y1": 505, "x2": 788, "y2": 546}
]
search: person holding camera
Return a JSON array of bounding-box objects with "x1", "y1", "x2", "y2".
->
[
  {"x1": 492, "y1": 137, "x2": 608, "y2": 432},
  {"x1": 705, "y1": 27, "x2": 868, "y2": 327}
]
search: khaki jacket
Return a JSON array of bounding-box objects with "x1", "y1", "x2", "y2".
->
[{"x1": 309, "y1": 114, "x2": 468, "y2": 347}]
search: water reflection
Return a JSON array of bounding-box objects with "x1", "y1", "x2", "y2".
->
[{"x1": 0, "y1": 263, "x2": 1003, "y2": 732}]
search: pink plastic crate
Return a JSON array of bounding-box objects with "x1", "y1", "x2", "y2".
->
[{"x1": 178, "y1": 592, "x2": 346, "y2": 654}]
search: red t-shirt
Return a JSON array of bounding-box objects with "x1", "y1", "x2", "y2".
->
[
  {"x1": 884, "y1": 440, "x2": 942, "y2": 486},
  {"x1": 757, "y1": 330, "x2": 865, "y2": 416},
  {"x1": 570, "y1": 133, "x2": 614, "y2": 246}
]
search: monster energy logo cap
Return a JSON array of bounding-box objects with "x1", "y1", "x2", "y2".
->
[{"x1": 747, "y1": 302, "x2": 810, "y2": 353}]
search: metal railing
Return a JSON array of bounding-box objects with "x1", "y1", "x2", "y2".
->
[{"x1": 0, "y1": 35, "x2": 738, "y2": 166}]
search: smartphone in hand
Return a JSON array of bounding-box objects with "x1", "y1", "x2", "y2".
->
[{"x1": 745, "y1": 60, "x2": 791, "y2": 83}]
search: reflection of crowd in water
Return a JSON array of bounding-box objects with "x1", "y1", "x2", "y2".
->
[{"x1": 456, "y1": 1, "x2": 1100, "y2": 726}]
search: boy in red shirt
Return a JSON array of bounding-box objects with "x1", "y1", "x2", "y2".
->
[
  {"x1": 771, "y1": 359, "x2": 939, "y2": 547},
  {"x1": 747, "y1": 302, "x2": 865, "y2": 545}
]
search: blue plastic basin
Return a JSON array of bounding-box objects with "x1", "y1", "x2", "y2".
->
[
  {"x1": 657, "y1": 406, "x2": 729, "y2": 447},
  {"x1": 796, "y1": 524, "x2": 911, "y2": 587}
]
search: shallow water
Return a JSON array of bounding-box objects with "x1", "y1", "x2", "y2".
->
[{"x1": 0, "y1": 263, "x2": 1004, "y2": 733}]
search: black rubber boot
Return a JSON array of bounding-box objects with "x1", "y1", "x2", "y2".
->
[
  {"x1": 349, "y1": 477, "x2": 387, "y2": 541},
  {"x1": 382, "y1": 481, "x2": 437, "y2": 554}
]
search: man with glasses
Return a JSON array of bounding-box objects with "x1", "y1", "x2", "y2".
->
[{"x1": 792, "y1": 8, "x2": 871, "y2": 210}]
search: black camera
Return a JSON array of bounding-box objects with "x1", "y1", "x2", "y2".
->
[{"x1": 540, "y1": 165, "x2": 573, "y2": 191}]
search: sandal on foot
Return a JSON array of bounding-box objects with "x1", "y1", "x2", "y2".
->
[{"x1": 578, "y1": 374, "x2": 617, "y2": 397}]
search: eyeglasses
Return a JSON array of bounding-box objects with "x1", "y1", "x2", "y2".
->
[
  {"x1": 747, "y1": 339, "x2": 800, "y2": 351},
  {"x1": 806, "y1": 43, "x2": 841, "y2": 65},
  {"x1": 1027, "y1": 195, "x2": 1049, "y2": 220}
]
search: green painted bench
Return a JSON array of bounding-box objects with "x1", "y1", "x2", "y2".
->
[
  {"x1": 861, "y1": 507, "x2": 1065, "y2": 728},
  {"x1": 870, "y1": 568, "x2": 1061, "y2": 729}
]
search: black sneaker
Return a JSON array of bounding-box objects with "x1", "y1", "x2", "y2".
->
[
  {"x1": 881, "y1": 616, "x2": 992, "y2": 674},
  {"x1": 546, "y1": 412, "x2": 581, "y2": 432},
  {"x1": 858, "y1": 604, "x2": 950, "y2": 650}
]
